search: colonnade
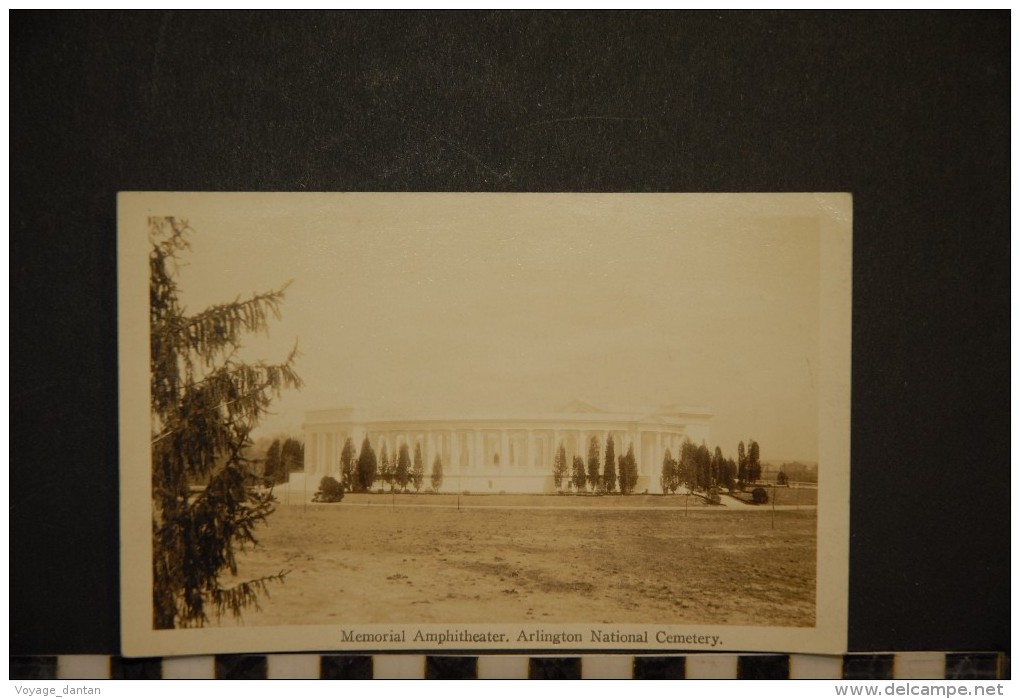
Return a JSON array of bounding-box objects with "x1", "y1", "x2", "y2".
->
[{"x1": 304, "y1": 422, "x2": 694, "y2": 490}]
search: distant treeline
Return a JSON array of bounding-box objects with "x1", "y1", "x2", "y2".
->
[{"x1": 762, "y1": 461, "x2": 818, "y2": 484}]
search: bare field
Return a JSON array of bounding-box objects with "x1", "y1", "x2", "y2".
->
[{"x1": 229, "y1": 501, "x2": 816, "y2": 628}]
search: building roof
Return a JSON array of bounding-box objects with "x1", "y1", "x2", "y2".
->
[{"x1": 304, "y1": 400, "x2": 712, "y2": 428}]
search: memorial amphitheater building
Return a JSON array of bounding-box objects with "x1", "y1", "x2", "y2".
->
[{"x1": 299, "y1": 399, "x2": 711, "y2": 495}]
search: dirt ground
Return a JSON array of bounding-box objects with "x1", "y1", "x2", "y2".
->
[{"x1": 228, "y1": 498, "x2": 816, "y2": 628}]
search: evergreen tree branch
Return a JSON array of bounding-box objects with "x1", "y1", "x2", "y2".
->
[
  {"x1": 209, "y1": 570, "x2": 290, "y2": 623},
  {"x1": 168, "y1": 284, "x2": 293, "y2": 364},
  {"x1": 151, "y1": 355, "x2": 302, "y2": 450},
  {"x1": 149, "y1": 216, "x2": 301, "y2": 629}
]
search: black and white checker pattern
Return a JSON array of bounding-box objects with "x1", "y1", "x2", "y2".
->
[{"x1": 9, "y1": 652, "x2": 1008, "y2": 680}]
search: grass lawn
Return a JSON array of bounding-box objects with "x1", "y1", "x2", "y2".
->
[
  {"x1": 227, "y1": 501, "x2": 817, "y2": 628},
  {"x1": 727, "y1": 487, "x2": 818, "y2": 507}
]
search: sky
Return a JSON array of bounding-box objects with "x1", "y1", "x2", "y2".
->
[{"x1": 143, "y1": 193, "x2": 843, "y2": 463}]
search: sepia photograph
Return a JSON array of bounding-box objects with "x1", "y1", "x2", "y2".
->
[{"x1": 119, "y1": 192, "x2": 851, "y2": 656}]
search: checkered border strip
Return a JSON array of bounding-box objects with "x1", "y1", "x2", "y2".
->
[{"x1": 9, "y1": 652, "x2": 1008, "y2": 679}]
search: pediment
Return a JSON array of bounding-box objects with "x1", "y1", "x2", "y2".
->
[{"x1": 557, "y1": 398, "x2": 606, "y2": 414}]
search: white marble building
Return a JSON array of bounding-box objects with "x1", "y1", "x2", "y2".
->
[{"x1": 300, "y1": 399, "x2": 711, "y2": 494}]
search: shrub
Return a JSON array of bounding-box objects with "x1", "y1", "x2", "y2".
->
[
  {"x1": 751, "y1": 486, "x2": 769, "y2": 505},
  {"x1": 313, "y1": 476, "x2": 345, "y2": 503},
  {"x1": 706, "y1": 486, "x2": 721, "y2": 505}
]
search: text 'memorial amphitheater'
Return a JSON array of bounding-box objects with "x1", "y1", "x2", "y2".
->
[{"x1": 300, "y1": 400, "x2": 711, "y2": 495}]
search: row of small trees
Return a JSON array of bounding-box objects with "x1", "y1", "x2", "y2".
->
[
  {"x1": 323, "y1": 433, "x2": 763, "y2": 497},
  {"x1": 660, "y1": 438, "x2": 762, "y2": 494},
  {"x1": 551, "y1": 435, "x2": 640, "y2": 494},
  {"x1": 338, "y1": 436, "x2": 444, "y2": 493}
]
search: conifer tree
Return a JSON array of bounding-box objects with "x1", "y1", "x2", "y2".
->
[
  {"x1": 586, "y1": 435, "x2": 601, "y2": 493},
  {"x1": 697, "y1": 442, "x2": 712, "y2": 490},
  {"x1": 571, "y1": 455, "x2": 587, "y2": 492},
  {"x1": 720, "y1": 456, "x2": 737, "y2": 491},
  {"x1": 280, "y1": 438, "x2": 304, "y2": 473},
  {"x1": 660, "y1": 448, "x2": 676, "y2": 494},
  {"x1": 264, "y1": 439, "x2": 283, "y2": 484},
  {"x1": 552, "y1": 443, "x2": 568, "y2": 491},
  {"x1": 149, "y1": 217, "x2": 301, "y2": 629},
  {"x1": 748, "y1": 439, "x2": 762, "y2": 483},
  {"x1": 712, "y1": 446, "x2": 724, "y2": 489},
  {"x1": 679, "y1": 438, "x2": 697, "y2": 491},
  {"x1": 396, "y1": 443, "x2": 411, "y2": 491},
  {"x1": 356, "y1": 436, "x2": 377, "y2": 492},
  {"x1": 618, "y1": 443, "x2": 639, "y2": 494},
  {"x1": 411, "y1": 443, "x2": 425, "y2": 492},
  {"x1": 726, "y1": 457, "x2": 738, "y2": 490},
  {"x1": 379, "y1": 442, "x2": 393, "y2": 492},
  {"x1": 602, "y1": 434, "x2": 616, "y2": 494},
  {"x1": 737, "y1": 441, "x2": 748, "y2": 488},
  {"x1": 339, "y1": 437, "x2": 356, "y2": 488},
  {"x1": 431, "y1": 454, "x2": 444, "y2": 492}
]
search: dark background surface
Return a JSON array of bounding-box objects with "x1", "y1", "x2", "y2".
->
[{"x1": 11, "y1": 11, "x2": 1009, "y2": 654}]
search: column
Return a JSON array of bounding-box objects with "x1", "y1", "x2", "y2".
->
[
  {"x1": 527, "y1": 430, "x2": 536, "y2": 470},
  {"x1": 634, "y1": 430, "x2": 643, "y2": 474},
  {"x1": 450, "y1": 430, "x2": 459, "y2": 472},
  {"x1": 320, "y1": 433, "x2": 328, "y2": 477},
  {"x1": 323, "y1": 432, "x2": 331, "y2": 477},
  {"x1": 474, "y1": 429, "x2": 483, "y2": 470},
  {"x1": 326, "y1": 433, "x2": 335, "y2": 477},
  {"x1": 500, "y1": 430, "x2": 509, "y2": 469},
  {"x1": 315, "y1": 433, "x2": 324, "y2": 476},
  {"x1": 306, "y1": 430, "x2": 317, "y2": 477}
]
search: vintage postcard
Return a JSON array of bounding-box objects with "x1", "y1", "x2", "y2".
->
[{"x1": 119, "y1": 192, "x2": 851, "y2": 656}]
